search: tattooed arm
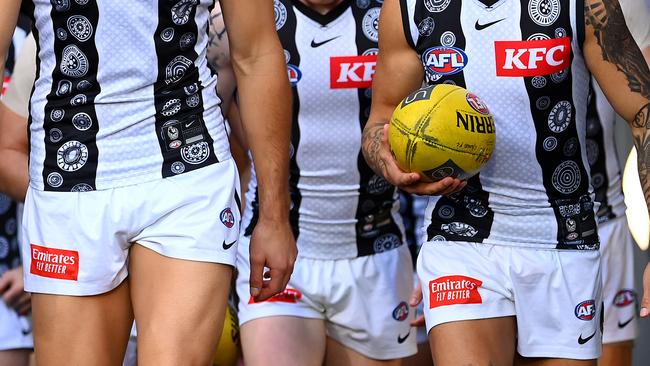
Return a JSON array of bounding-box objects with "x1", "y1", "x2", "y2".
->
[
  {"x1": 582, "y1": 0, "x2": 650, "y2": 317},
  {"x1": 362, "y1": 0, "x2": 465, "y2": 195}
]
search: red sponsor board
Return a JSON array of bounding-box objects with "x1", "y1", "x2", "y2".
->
[
  {"x1": 248, "y1": 288, "x2": 302, "y2": 304},
  {"x1": 330, "y1": 55, "x2": 377, "y2": 89},
  {"x1": 495, "y1": 37, "x2": 570, "y2": 77},
  {"x1": 429, "y1": 275, "x2": 483, "y2": 308},
  {"x1": 30, "y1": 244, "x2": 79, "y2": 281}
]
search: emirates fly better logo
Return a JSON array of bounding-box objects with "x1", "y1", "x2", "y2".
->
[{"x1": 429, "y1": 275, "x2": 483, "y2": 308}]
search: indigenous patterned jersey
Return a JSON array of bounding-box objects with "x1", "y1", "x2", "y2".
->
[
  {"x1": 242, "y1": 0, "x2": 405, "y2": 259},
  {"x1": 401, "y1": 0, "x2": 598, "y2": 249},
  {"x1": 28, "y1": 0, "x2": 229, "y2": 191}
]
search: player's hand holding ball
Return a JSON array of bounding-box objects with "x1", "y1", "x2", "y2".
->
[{"x1": 385, "y1": 84, "x2": 496, "y2": 195}]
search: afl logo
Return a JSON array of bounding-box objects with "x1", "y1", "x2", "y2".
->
[
  {"x1": 574, "y1": 300, "x2": 596, "y2": 321},
  {"x1": 466, "y1": 93, "x2": 490, "y2": 115},
  {"x1": 287, "y1": 64, "x2": 302, "y2": 86},
  {"x1": 613, "y1": 289, "x2": 637, "y2": 307},
  {"x1": 220, "y1": 208, "x2": 235, "y2": 228},
  {"x1": 274, "y1": 0, "x2": 288, "y2": 30},
  {"x1": 422, "y1": 46, "x2": 468, "y2": 77},
  {"x1": 392, "y1": 302, "x2": 409, "y2": 321}
]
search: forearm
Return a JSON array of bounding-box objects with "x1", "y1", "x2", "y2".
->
[
  {"x1": 362, "y1": 118, "x2": 390, "y2": 176},
  {"x1": 0, "y1": 149, "x2": 28, "y2": 201}
]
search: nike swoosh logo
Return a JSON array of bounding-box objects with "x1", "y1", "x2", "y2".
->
[
  {"x1": 222, "y1": 240, "x2": 236, "y2": 250},
  {"x1": 185, "y1": 122, "x2": 195, "y2": 128},
  {"x1": 397, "y1": 331, "x2": 411, "y2": 344},
  {"x1": 311, "y1": 36, "x2": 340, "y2": 48},
  {"x1": 474, "y1": 18, "x2": 506, "y2": 30},
  {"x1": 618, "y1": 316, "x2": 634, "y2": 328},
  {"x1": 578, "y1": 330, "x2": 596, "y2": 344}
]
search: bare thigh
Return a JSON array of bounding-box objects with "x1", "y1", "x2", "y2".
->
[
  {"x1": 403, "y1": 341, "x2": 432, "y2": 366},
  {"x1": 599, "y1": 341, "x2": 633, "y2": 366},
  {"x1": 129, "y1": 244, "x2": 232, "y2": 366},
  {"x1": 31, "y1": 280, "x2": 133, "y2": 366},
  {"x1": 240, "y1": 316, "x2": 326, "y2": 366},
  {"x1": 325, "y1": 336, "x2": 402, "y2": 366},
  {"x1": 0, "y1": 349, "x2": 31, "y2": 366},
  {"x1": 429, "y1": 316, "x2": 517, "y2": 366},
  {"x1": 515, "y1": 355, "x2": 596, "y2": 366}
]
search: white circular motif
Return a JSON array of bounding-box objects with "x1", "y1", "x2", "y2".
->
[
  {"x1": 367, "y1": 175, "x2": 390, "y2": 194},
  {"x1": 50, "y1": 128, "x2": 63, "y2": 143},
  {"x1": 0, "y1": 237, "x2": 8, "y2": 259},
  {"x1": 72, "y1": 112, "x2": 93, "y2": 131},
  {"x1": 425, "y1": 0, "x2": 451, "y2": 12},
  {"x1": 529, "y1": 0, "x2": 561, "y2": 26},
  {"x1": 181, "y1": 141, "x2": 210, "y2": 165},
  {"x1": 179, "y1": 32, "x2": 196, "y2": 50},
  {"x1": 165, "y1": 56, "x2": 192, "y2": 84},
  {"x1": 418, "y1": 17, "x2": 435, "y2": 37},
  {"x1": 550, "y1": 68, "x2": 568, "y2": 83},
  {"x1": 274, "y1": 0, "x2": 288, "y2": 30},
  {"x1": 548, "y1": 100, "x2": 572, "y2": 133},
  {"x1": 555, "y1": 27, "x2": 566, "y2": 38},
  {"x1": 373, "y1": 233, "x2": 401, "y2": 253},
  {"x1": 464, "y1": 197, "x2": 488, "y2": 217},
  {"x1": 162, "y1": 99, "x2": 182, "y2": 116},
  {"x1": 440, "y1": 31, "x2": 456, "y2": 47},
  {"x1": 552, "y1": 160, "x2": 581, "y2": 194},
  {"x1": 438, "y1": 205, "x2": 455, "y2": 219},
  {"x1": 5, "y1": 218, "x2": 16, "y2": 236},
  {"x1": 71, "y1": 183, "x2": 93, "y2": 192},
  {"x1": 543, "y1": 136, "x2": 557, "y2": 151},
  {"x1": 0, "y1": 195, "x2": 10, "y2": 214},
  {"x1": 441, "y1": 222, "x2": 478, "y2": 237},
  {"x1": 56, "y1": 80, "x2": 72, "y2": 96},
  {"x1": 362, "y1": 48, "x2": 379, "y2": 56},
  {"x1": 51, "y1": 109, "x2": 65, "y2": 122},
  {"x1": 356, "y1": 0, "x2": 371, "y2": 8},
  {"x1": 586, "y1": 139, "x2": 599, "y2": 165},
  {"x1": 161, "y1": 27, "x2": 175, "y2": 42},
  {"x1": 67, "y1": 15, "x2": 93, "y2": 42},
  {"x1": 431, "y1": 235, "x2": 447, "y2": 241},
  {"x1": 47, "y1": 172, "x2": 64, "y2": 188},
  {"x1": 362, "y1": 8, "x2": 381, "y2": 42},
  {"x1": 77, "y1": 80, "x2": 92, "y2": 91},
  {"x1": 527, "y1": 32, "x2": 551, "y2": 41},
  {"x1": 70, "y1": 94, "x2": 87, "y2": 106},
  {"x1": 51, "y1": 0, "x2": 70, "y2": 12},
  {"x1": 171, "y1": 161, "x2": 186, "y2": 174},
  {"x1": 531, "y1": 76, "x2": 547, "y2": 88},
  {"x1": 186, "y1": 94, "x2": 200, "y2": 108},
  {"x1": 56, "y1": 28, "x2": 68, "y2": 40},
  {"x1": 563, "y1": 137, "x2": 578, "y2": 156},
  {"x1": 75, "y1": 0, "x2": 89, "y2": 4},
  {"x1": 57, "y1": 140, "x2": 89, "y2": 172},
  {"x1": 283, "y1": 50, "x2": 291, "y2": 64},
  {"x1": 591, "y1": 173, "x2": 604, "y2": 188},
  {"x1": 60, "y1": 45, "x2": 89, "y2": 78},
  {"x1": 536, "y1": 96, "x2": 551, "y2": 110},
  {"x1": 171, "y1": 0, "x2": 199, "y2": 25}
]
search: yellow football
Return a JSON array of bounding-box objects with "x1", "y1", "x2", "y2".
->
[
  {"x1": 212, "y1": 305, "x2": 241, "y2": 366},
  {"x1": 388, "y1": 84, "x2": 496, "y2": 181}
]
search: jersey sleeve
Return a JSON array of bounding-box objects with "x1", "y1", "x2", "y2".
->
[
  {"x1": 619, "y1": 0, "x2": 650, "y2": 50},
  {"x1": 3, "y1": 33, "x2": 36, "y2": 119},
  {"x1": 399, "y1": 0, "x2": 418, "y2": 49}
]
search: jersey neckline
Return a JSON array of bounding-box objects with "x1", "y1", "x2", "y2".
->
[{"x1": 292, "y1": 0, "x2": 352, "y2": 27}]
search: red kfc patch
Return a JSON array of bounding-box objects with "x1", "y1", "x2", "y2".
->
[
  {"x1": 248, "y1": 288, "x2": 302, "y2": 304},
  {"x1": 495, "y1": 37, "x2": 570, "y2": 77},
  {"x1": 429, "y1": 275, "x2": 483, "y2": 308},
  {"x1": 30, "y1": 244, "x2": 79, "y2": 281},
  {"x1": 330, "y1": 55, "x2": 377, "y2": 89}
]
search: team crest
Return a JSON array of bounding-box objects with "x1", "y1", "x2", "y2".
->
[
  {"x1": 424, "y1": 0, "x2": 451, "y2": 13},
  {"x1": 528, "y1": 0, "x2": 560, "y2": 26},
  {"x1": 274, "y1": 0, "x2": 288, "y2": 30},
  {"x1": 362, "y1": 8, "x2": 381, "y2": 42}
]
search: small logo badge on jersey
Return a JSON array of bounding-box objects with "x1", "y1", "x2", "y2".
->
[
  {"x1": 330, "y1": 55, "x2": 377, "y2": 89},
  {"x1": 392, "y1": 301, "x2": 409, "y2": 321},
  {"x1": 30, "y1": 244, "x2": 79, "y2": 281},
  {"x1": 422, "y1": 46, "x2": 468, "y2": 78},
  {"x1": 249, "y1": 288, "x2": 302, "y2": 304},
  {"x1": 495, "y1": 37, "x2": 570, "y2": 77},
  {"x1": 613, "y1": 289, "x2": 637, "y2": 307},
  {"x1": 466, "y1": 93, "x2": 490, "y2": 115},
  {"x1": 575, "y1": 299, "x2": 596, "y2": 321},
  {"x1": 429, "y1": 275, "x2": 482, "y2": 309},
  {"x1": 287, "y1": 64, "x2": 302, "y2": 86},
  {"x1": 220, "y1": 208, "x2": 235, "y2": 228}
]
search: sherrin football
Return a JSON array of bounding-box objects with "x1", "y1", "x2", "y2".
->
[{"x1": 388, "y1": 84, "x2": 496, "y2": 181}]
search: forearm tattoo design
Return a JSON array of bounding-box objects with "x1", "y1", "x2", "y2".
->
[
  {"x1": 585, "y1": 0, "x2": 650, "y2": 207},
  {"x1": 362, "y1": 123, "x2": 388, "y2": 175},
  {"x1": 207, "y1": 10, "x2": 228, "y2": 70}
]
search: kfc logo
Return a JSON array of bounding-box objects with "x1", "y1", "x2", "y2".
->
[
  {"x1": 429, "y1": 275, "x2": 483, "y2": 308},
  {"x1": 30, "y1": 244, "x2": 79, "y2": 281},
  {"x1": 330, "y1": 55, "x2": 377, "y2": 89},
  {"x1": 495, "y1": 37, "x2": 570, "y2": 77}
]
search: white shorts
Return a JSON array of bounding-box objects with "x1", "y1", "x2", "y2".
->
[
  {"x1": 417, "y1": 241, "x2": 602, "y2": 360},
  {"x1": 22, "y1": 160, "x2": 241, "y2": 296},
  {"x1": 0, "y1": 301, "x2": 32, "y2": 351},
  {"x1": 599, "y1": 216, "x2": 637, "y2": 344},
  {"x1": 235, "y1": 236, "x2": 417, "y2": 360}
]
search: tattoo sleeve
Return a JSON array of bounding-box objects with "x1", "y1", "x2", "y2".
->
[
  {"x1": 207, "y1": 9, "x2": 228, "y2": 70},
  {"x1": 585, "y1": 0, "x2": 650, "y2": 211},
  {"x1": 362, "y1": 122, "x2": 388, "y2": 176}
]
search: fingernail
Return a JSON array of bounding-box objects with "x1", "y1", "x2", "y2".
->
[
  {"x1": 251, "y1": 287, "x2": 260, "y2": 297},
  {"x1": 641, "y1": 307, "x2": 649, "y2": 317}
]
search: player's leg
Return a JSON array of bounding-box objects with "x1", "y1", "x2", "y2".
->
[
  {"x1": 0, "y1": 349, "x2": 31, "y2": 366},
  {"x1": 325, "y1": 337, "x2": 402, "y2": 366},
  {"x1": 402, "y1": 340, "x2": 433, "y2": 366},
  {"x1": 515, "y1": 356, "x2": 595, "y2": 366},
  {"x1": 599, "y1": 341, "x2": 633, "y2": 366},
  {"x1": 129, "y1": 244, "x2": 232, "y2": 366},
  {"x1": 418, "y1": 241, "x2": 517, "y2": 366},
  {"x1": 240, "y1": 316, "x2": 326, "y2": 366}
]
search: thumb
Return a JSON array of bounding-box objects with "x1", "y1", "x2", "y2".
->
[
  {"x1": 640, "y1": 262, "x2": 650, "y2": 317},
  {"x1": 409, "y1": 280, "x2": 423, "y2": 307},
  {"x1": 0, "y1": 274, "x2": 10, "y2": 296}
]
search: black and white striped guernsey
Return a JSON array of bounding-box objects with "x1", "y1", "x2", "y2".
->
[
  {"x1": 28, "y1": 0, "x2": 229, "y2": 191},
  {"x1": 242, "y1": 0, "x2": 405, "y2": 259},
  {"x1": 401, "y1": 0, "x2": 599, "y2": 250}
]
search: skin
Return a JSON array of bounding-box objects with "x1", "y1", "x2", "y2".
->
[
  {"x1": 363, "y1": 0, "x2": 650, "y2": 365},
  {"x1": 0, "y1": 0, "x2": 296, "y2": 364}
]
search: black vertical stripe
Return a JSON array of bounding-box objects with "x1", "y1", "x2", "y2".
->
[
  {"x1": 153, "y1": 0, "x2": 218, "y2": 179},
  {"x1": 518, "y1": 0, "x2": 598, "y2": 249},
  {"x1": 399, "y1": 0, "x2": 416, "y2": 48},
  {"x1": 42, "y1": 0, "x2": 101, "y2": 192},
  {"x1": 244, "y1": 0, "x2": 300, "y2": 239}
]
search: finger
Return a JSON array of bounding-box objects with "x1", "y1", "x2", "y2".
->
[
  {"x1": 409, "y1": 285, "x2": 423, "y2": 307},
  {"x1": 255, "y1": 268, "x2": 288, "y2": 302},
  {"x1": 0, "y1": 274, "x2": 10, "y2": 295},
  {"x1": 2, "y1": 285, "x2": 22, "y2": 307},
  {"x1": 13, "y1": 293, "x2": 31, "y2": 314},
  {"x1": 640, "y1": 262, "x2": 650, "y2": 317},
  {"x1": 248, "y1": 255, "x2": 265, "y2": 300},
  {"x1": 410, "y1": 314, "x2": 426, "y2": 327},
  {"x1": 402, "y1": 178, "x2": 453, "y2": 195}
]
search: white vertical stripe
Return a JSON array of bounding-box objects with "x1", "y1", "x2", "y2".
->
[{"x1": 405, "y1": 0, "x2": 419, "y2": 46}]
